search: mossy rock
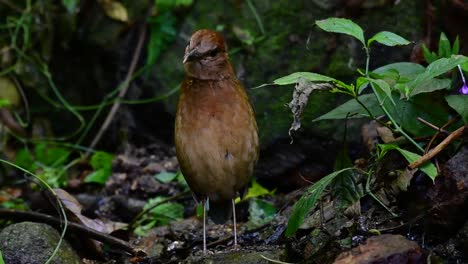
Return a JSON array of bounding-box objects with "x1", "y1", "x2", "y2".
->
[{"x1": 0, "y1": 222, "x2": 81, "y2": 264}]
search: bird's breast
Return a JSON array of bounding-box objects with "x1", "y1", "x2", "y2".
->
[{"x1": 175, "y1": 78, "x2": 259, "y2": 201}]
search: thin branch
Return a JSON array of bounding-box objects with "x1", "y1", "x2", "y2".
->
[
  {"x1": 0, "y1": 0, "x2": 22, "y2": 12},
  {"x1": 424, "y1": 117, "x2": 460, "y2": 153},
  {"x1": 86, "y1": 1, "x2": 152, "y2": 155},
  {"x1": 417, "y1": 117, "x2": 450, "y2": 135},
  {"x1": 0, "y1": 209, "x2": 145, "y2": 257},
  {"x1": 409, "y1": 125, "x2": 466, "y2": 169}
]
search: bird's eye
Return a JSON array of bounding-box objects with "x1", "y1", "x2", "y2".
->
[{"x1": 207, "y1": 48, "x2": 219, "y2": 57}]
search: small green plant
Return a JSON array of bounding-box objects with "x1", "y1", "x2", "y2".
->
[
  {"x1": 133, "y1": 196, "x2": 184, "y2": 236},
  {"x1": 84, "y1": 151, "x2": 114, "y2": 184},
  {"x1": 269, "y1": 17, "x2": 468, "y2": 236},
  {"x1": 0, "y1": 249, "x2": 5, "y2": 264},
  {"x1": 422, "y1": 32, "x2": 459, "y2": 63}
]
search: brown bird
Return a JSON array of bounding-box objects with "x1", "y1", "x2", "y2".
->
[{"x1": 175, "y1": 29, "x2": 259, "y2": 253}]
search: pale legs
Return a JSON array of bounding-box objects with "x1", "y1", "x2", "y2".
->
[
  {"x1": 203, "y1": 199, "x2": 207, "y2": 254},
  {"x1": 232, "y1": 199, "x2": 238, "y2": 247},
  {"x1": 201, "y1": 198, "x2": 238, "y2": 254}
]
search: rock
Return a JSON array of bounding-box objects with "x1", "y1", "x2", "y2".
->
[
  {"x1": 183, "y1": 249, "x2": 287, "y2": 264},
  {"x1": 423, "y1": 146, "x2": 468, "y2": 239},
  {"x1": 333, "y1": 234, "x2": 423, "y2": 264},
  {"x1": 456, "y1": 220, "x2": 468, "y2": 257},
  {"x1": 0, "y1": 222, "x2": 81, "y2": 264}
]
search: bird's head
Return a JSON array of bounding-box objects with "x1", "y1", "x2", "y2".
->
[{"x1": 183, "y1": 29, "x2": 234, "y2": 80}]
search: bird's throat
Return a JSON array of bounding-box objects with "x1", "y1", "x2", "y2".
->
[{"x1": 184, "y1": 60, "x2": 236, "y2": 81}]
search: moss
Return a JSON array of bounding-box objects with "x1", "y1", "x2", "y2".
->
[{"x1": 152, "y1": 0, "x2": 424, "y2": 145}]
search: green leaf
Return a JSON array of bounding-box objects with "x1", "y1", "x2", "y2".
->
[
  {"x1": 84, "y1": 169, "x2": 110, "y2": 184},
  {"x1": 273, "y1": 72, "x2": 337, "y2": 85},
  {"x1": 452, "y1": 36, "x2": 460, "y2": 54},
  {"x1": 373, "y1": 62, "x2": 425, "y2": 78},
  {"x1": 315, "y1": 18, "x2": 365, "y2": 46},
  {"x1": 446, "y1": 95, "x2": 468, "y2": 123},
  {"x1": 368, "y1": 31, "x2": 410, "y2": 47},
  {"x1": 85, "y1": 151, "x2": 114, "y2": 184},
  {"x1": 90, "y1": 151, "x2": 114, "y2": 170},
  {"x1": 156, "y1": 0, "x2": 193, "y2": 11},
  {"x1": 175, "y1": 171, "x2": 189, "y2": 189},
  {"x1": 35, "y1": 143, "x2": 71, "y2": 167},
  {"x1": 145, "y1": 12, "x2": 177, "y2": 70},
  {"x1": 369, "y1": 78, "x2": 396, "y2": 105},
  {"x1": 409, "y1": 78, "x2": 451, "y2": 97},
  {"x1": 356, "y1": 77, "x2": 369, "y2": 94},
  {"x1": 314, "y1": 94, "x2": 383, "y2": 121},
  {"x1": 246, "y1": 198, "x2": 277, "y2": 229},
  {"x1": 238, "y1": 180, "x2": 274, "y2": 202},
  {"x1": 0, "y1": 76, "x2": 20, "y2": 106},
  {"x1": 384, "y1": 93, "x2": 450, "y2": 136},
  {"x1": 155, "y1": 171, "x2": 178, "y2": 183},
  {"x1": 422, "y1": 44, "x2": 438, "y2": 63},
  {"x1": 397, "y1": 148, "x2": 438, "y2": 181},
  {"x1": 38, "y1": 167, "x2": 67, "y2": 188},
  {"x1": 146, "y1": 197, "x2": 184, "y2": 225},
  {"x1": 14, "y1": 148, "x2": 35, "y2": 171},
  {"x1": 285, "y1": 168, "x2": 355, "y2": 237},
  {"x1": 0, "y1": 98, "x2": 10, "y2": 108},
  {"x1": 438, "y1": 32, "x2": 451, "y2": 58},
  {"x1": 462, "y1": 62, "x2": 468, "y2": 72},
  {"x1": 133, "y1": 220, "x2": 157, "y2": 237},
  {"x1": 377, "y1": 144, "x2": 438, "y2": 181},
  {"x1": 409, "y1": 55, "x2": 468, "y2": 92},
  {"x1": 62, "y1": 0, "x2": 80, "y2": 13},
  {"x1": 0, "y1": 250, "x2": 4, "y2": 264},
  {"x1": 332, "y1": 145, "x2": 363, "y2": 209}
]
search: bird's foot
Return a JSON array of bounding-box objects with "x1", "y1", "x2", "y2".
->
[{"x1": 231, "y1": 243, "x2": 241, "y2": 251}]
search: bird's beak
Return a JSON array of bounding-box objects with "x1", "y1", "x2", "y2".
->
[{"x1": 183, "y1": 48, "x2": 200, "y2": 63}]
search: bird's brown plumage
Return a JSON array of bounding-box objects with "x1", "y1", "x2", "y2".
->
[{"x1": 175, "y1": 29, "x2": 259, "y2": 203}]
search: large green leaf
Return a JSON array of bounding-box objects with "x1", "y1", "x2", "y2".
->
[
  {"x1": 408, "y1": 55, "x2": 468, "y2": 92},
  {"x1": 373, "y1": 62, "x2": 425, "y2": 78},
  {"x1": 368, "y1": 31, "x2": 410, "y2": 47},
  {"x1": 369, "y1": 78, "x2": 396, "y2": 105},
  {"x1": 378, "y1": 144, "x2": 438, "y2": 181},
  {"x1": 285, "y1": 168, "x2": 355, "y2": 237},
  {"x1": 273, "y1": 72, "x2": 337, "y2": 85},
  {"x1": 332, "y1": 145, "x2": 363, "y2": 209},
  {"x1": 398, "y1": 148, "x2": 437, "y2": 181},
  {"x1": 409, "y1": 78, "x2": 451, "y2": 97},
  {"x1": 315, "y1": 18, "x2": 365, "y2": 46},
  {"x1": 446, "y1": 95, "x2": 468, "y2": 123},
  {"x1": 314, "y1": 94, "x2": 383, "y2": 121}
]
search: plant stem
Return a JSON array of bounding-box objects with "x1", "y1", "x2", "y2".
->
[
  {"x1": 364, "y1": 47, "x2": 424, "y2": 153},
  {"x1": 354, "y1": 95, "x2": 376, "y2": 120}
]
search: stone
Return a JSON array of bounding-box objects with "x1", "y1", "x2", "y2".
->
[
  {"x1": 333, "y1": 234, "x2": 423, "y2": 264},
  {"x1": 0, "y1": 221, "x2": 81, "y2": 264}
]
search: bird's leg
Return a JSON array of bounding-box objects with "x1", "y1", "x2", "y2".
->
[
  {"x1": 203, "y1": 198, "x2": 207, "y2": 254},
  {"x1": 232, "y1": 199, "x2": 238, "y2": 248}
]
